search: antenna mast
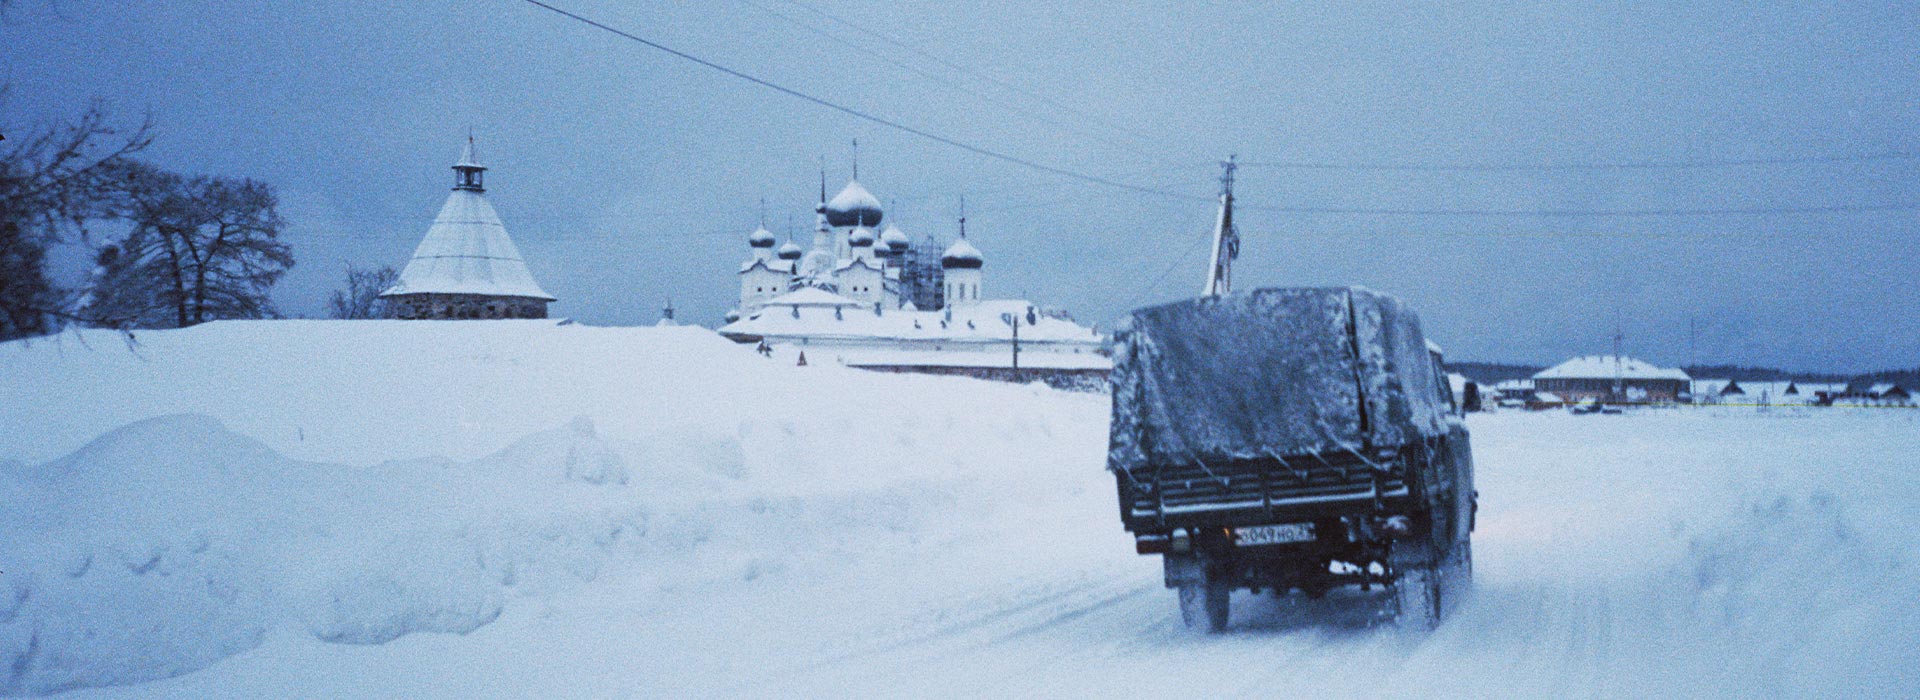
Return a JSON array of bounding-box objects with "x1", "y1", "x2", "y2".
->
[
  {"x1": 1203, "y1": 155, "x2": 1239, "y2": 296},
  {"x1": 1612, "y1": 327, "x2": 1625, "y2": 399}
]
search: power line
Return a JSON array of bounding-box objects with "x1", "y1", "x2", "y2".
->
[
  {"x1": 1240, "y1": 150, "x2": 1920, "y2": 171},
  {"x1": 1119, "y1": 230, "x2": 1213, "y2": 311},
  {"x1": 516, "y1": 0, "x2": 1212, "y2": 206},
  {"x1": 771, "y1": 0, "x2": 1169, "y2": 153},
  {"x1": 518, "y1": 2, "x2": 1919, "y2": 222},
  {"x1": 728, "y1": 0, "x2": 1177, "y2": 166}
]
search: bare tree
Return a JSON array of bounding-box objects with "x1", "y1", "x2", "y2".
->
[
  {"x1": 0, "y1": 95, "x2": 152, "y2": 339},
  {"x1": 328, "y1": 264, "x2": 398, "y2": 319},
  {"x1": 88, "y1": 162, "x2": 294, "y2": 328}
]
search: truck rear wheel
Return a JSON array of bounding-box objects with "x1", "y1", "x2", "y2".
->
[
  {"x1": 1179, "y1": 579, "x2": 1230, "y2": 632},
  {"x1": 1435, "y1": 539, "x2": 1472, "y2": 619},
  {"x1": 1392, "y1": 566, "x2": 1440, "y2": 630},
  {"x1": 1391, "y1": 540, "x2": 1442, "y2": 630}
]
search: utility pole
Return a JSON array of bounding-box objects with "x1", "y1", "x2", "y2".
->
[
  {"x1": 1612, "y1": 327, "x2": 1625, "y2": 401},
  {"x1": 1003, "y1": 311, "x2": 1021, "y2": 373},
  {"x1": 1688, "y1": 317, "x2": 1698, "y2": 398},
  {"x1": 1202, "y1": 155, "x2": 1238, "y2": 297}
]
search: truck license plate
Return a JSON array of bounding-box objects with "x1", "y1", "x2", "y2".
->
[{"x1": 1236, "y1": 523, "x2": 1315, "y2": 546}]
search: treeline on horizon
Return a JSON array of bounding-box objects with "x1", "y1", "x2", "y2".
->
[{"x1": 1447, "y1": 361, "x2": 1919, "y2": 392}]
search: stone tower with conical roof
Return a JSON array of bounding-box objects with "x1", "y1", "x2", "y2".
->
[{"x1": 381, "y1": 136, "x2": 555, "y2": 320}]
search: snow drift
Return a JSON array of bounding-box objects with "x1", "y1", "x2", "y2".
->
[
  {"x1": 6, "y1": 321, "x2": 1920, "y2": 698},
  {"x1": 0, "y1": 321, "x2": 1105, "y2": 695}
]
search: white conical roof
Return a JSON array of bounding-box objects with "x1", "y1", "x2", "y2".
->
[
  {"x1": 381, "y1": 189, "x2": 555, "y2": 300},
  {"x1": 825, "y1": 179, "x2": 883, "y2": 227}
]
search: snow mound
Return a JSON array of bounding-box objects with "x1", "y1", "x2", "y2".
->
[{"x1": 0, "y1": 321, "x2": 1108, "y2": 696}]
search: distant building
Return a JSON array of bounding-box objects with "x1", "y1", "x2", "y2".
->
[
  {"x1": 1691, "y1": 379, "x2": 1847, "y2": 405},
  {"x1": 719, "y1": 288, "x2": 1108, "y2": 390},
  {"x1": 380, "y1": 137, "x2": 555, "y2": 320},
  {"x1": 1532, "y1": 355, "x2": 1690, "y2": 404},
  {"x1": 1869, "y1": 383, "x2": 1911, "y2": 401},
  {"x1": 719, "y1": 165, "x2": 1107, "y2": 388},
  {"x1": 729, "y1": 174, "x2": 967, "y2": 319},
  {"x1": 1490, "y1": 378, "x2": 1535, "y2": 403}
]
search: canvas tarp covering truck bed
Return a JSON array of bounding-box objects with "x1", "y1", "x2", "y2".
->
[{"x1": 1107, "y1": 287, "x2": 1448, "y2": 478}]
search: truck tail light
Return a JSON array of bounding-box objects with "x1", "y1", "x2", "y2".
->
[{"x1": 1135, "y1": 534, "x2": 1170, "y2": 554}]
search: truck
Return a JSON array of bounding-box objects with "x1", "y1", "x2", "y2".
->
[{"x1": 1107, "y1": 287, "x2": 1475, "y2": 631}]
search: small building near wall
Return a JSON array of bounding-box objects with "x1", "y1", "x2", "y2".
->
[
  {"x1": 380, "y1": 136, "x2": 555, "y2": 320},
  {"x1": 1531, "y1": 355, "x2": 1690, "y2": 404},
  {"x1": 718, "y1": 288, "x2": 1110, "y2": 390}
]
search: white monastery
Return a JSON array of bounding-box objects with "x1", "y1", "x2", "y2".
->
[
  {"x1": 718, "y1": 173, "x2": 1109, "y2": 388},
  {"x1": 381, "y1": 137, "x2": 555, "y2": 320}
]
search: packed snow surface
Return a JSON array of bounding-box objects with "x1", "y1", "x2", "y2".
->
[{"x1": 4, "y1": 321, "x2": 1918, "y2": 697}]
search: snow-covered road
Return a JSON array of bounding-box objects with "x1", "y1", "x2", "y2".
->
[
  {"x1": 7, "y1": 323, "x2": 1917, "y2": 698},
  {"x1": 62, "y1": 410, "x2": 1920, "y2": 699}
]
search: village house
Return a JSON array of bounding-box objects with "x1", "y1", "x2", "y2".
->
[{"x1": 1531, "y1": 355, "x2": 1690, "y2": 404}]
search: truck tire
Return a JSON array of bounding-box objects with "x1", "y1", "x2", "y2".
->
[
  {"x1": 1393, "y1": 566, "x2": 1440, "y2": 630},
  {"x1": 1391, "y1": 540, "x2": 1442, "y2": 630},
  {"x1": 1436, "y1": 539, "x2": 1472, "y2": 619},
  {"x1": 1179, "y1": 579, "x2": 1230, "y2": 632}
]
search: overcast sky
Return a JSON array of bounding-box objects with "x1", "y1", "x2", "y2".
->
[{"x1": 5, "y1": 0, "x2": 1916, "y2": 371}]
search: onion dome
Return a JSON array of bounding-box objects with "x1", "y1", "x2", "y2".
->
[
  {"x1": 777, "y1": 239, "x2": 804, "y2": 260},
  {"x1": 723, "y1": 309, "x2": 741, "y2": 323},
  {"x1": 880, "y1": 224, "x2": 909, "y2": 252},
  {"x1": 942, "y1": 236, "x2": 983, "y2": 269},
  {"x1": 748, "y1": 225, "x2": 776, "y2": 248},
  {"x1": 848, "y1": 225, "x2": 876, "y2": 247},
  {"x1": 825, "y1": 179, "x2": 883, "y2": 227}
]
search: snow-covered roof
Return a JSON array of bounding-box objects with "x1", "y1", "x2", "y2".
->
[
  {"x1": 720, "y1": 298, "x2": 1103, "y2": 346},
  {"x1": 942, "y1": 236, "x2": 983, "y2": 268},
  {"x1": 825, "y1": 180, "x2": 882, "y2": 227},
  {"x1": 880, "y1": 224, "x2": 909, "y2": 250},
  {"x1": 834, "y1": 256, "x2": 882, "y2": 273},
  {"x1": 381, "y1": 189, "x2": 554, "y2": 301},
  {"x1": 1447, "y1": 372, "x2": 1470, "y2": 399},
  {"x1": 739, "y1": 258, "x2": 794, "y2": 274},
  {"x1": 1533, "y1": 355, "x2": 1689, "y2": 381},
  {"x1": 1692, "y1": 380, "x2": 1848, "y2": 402},
  {"x1": 748, "y1": 225, "x2": 776, "y2": 248},
  {"x1": 766, "y1": 287, "x2": 863, "y2": 308}
]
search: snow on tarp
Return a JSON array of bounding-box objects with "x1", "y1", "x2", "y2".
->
[{"x1": 1108, "y1": 287, "x2": 1446, "y2": 474}]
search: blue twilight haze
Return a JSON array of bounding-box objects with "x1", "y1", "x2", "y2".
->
[{"x1": 3, "y1": 0, "x2": 1916, "y2": 371}]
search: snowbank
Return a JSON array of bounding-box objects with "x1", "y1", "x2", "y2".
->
[
  {"x1": 0, "y1": 321, "x2": 1107, "y2": 695},
  {"x1": 7, "y1": 321, "x2": 1920, "y2": 697}
]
